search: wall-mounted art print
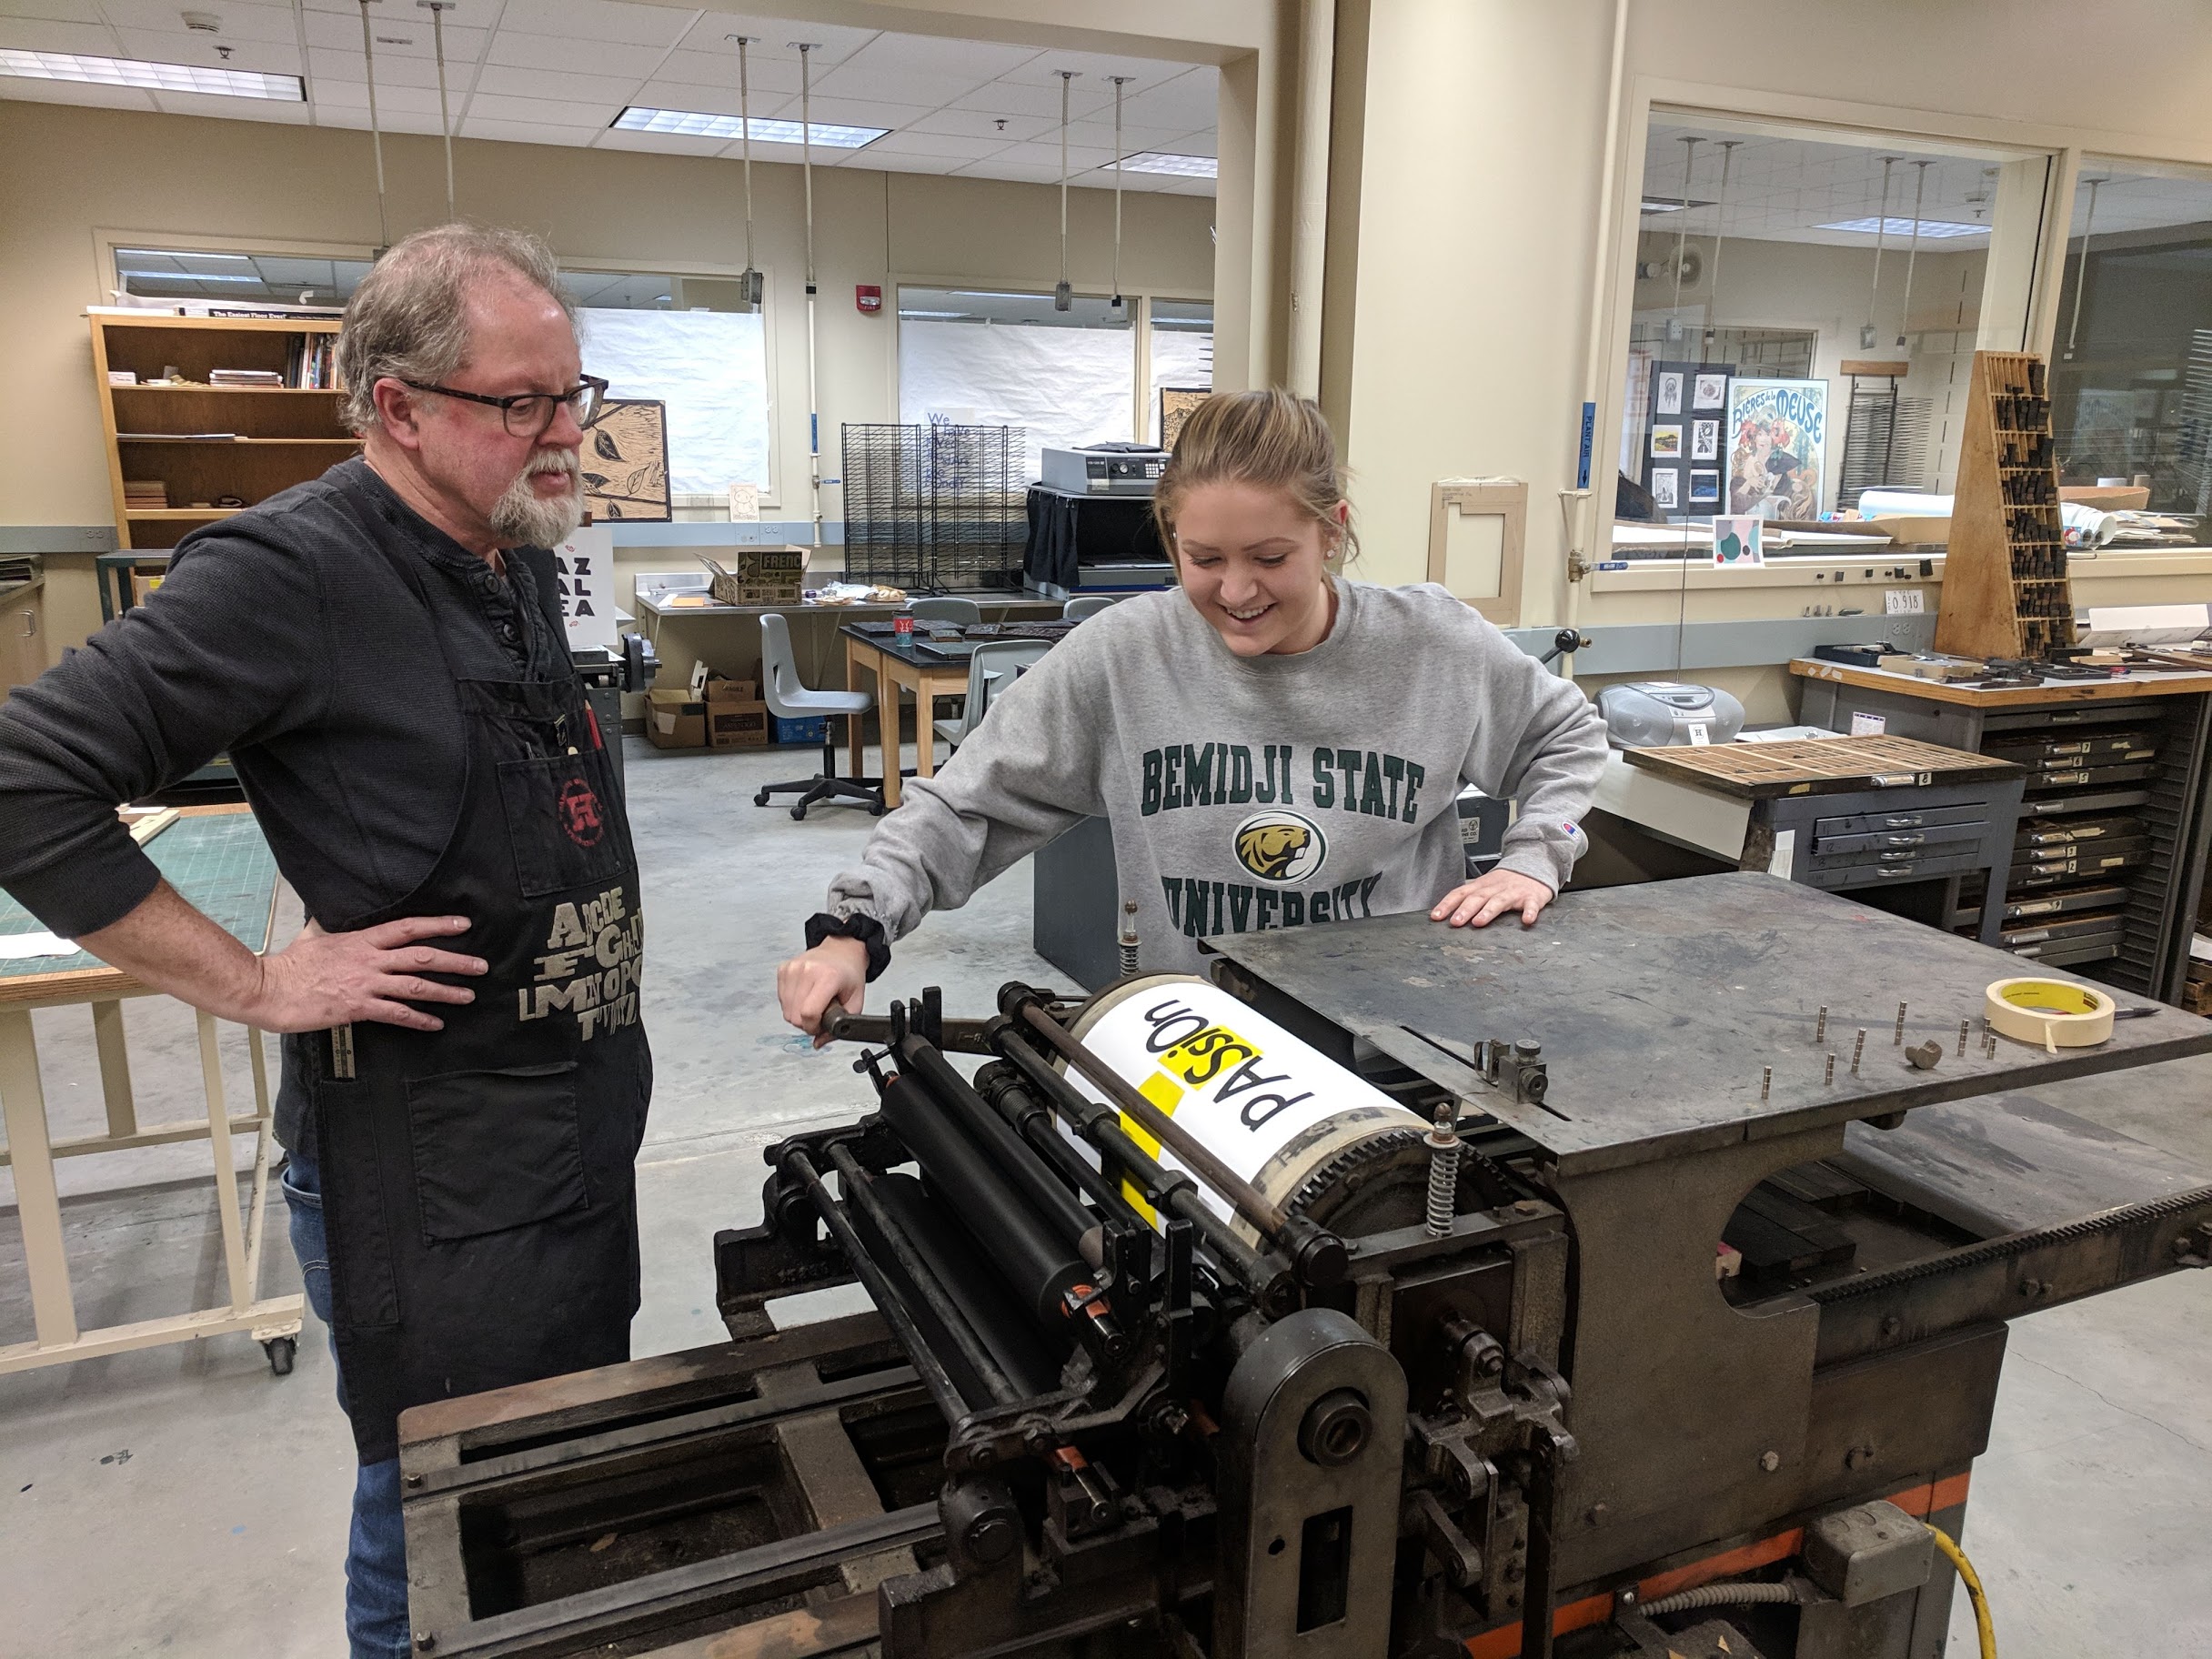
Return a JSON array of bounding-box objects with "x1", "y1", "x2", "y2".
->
[
  {"x1": 1693, "y1": 371, "x2": 1728, "y2": 410},
  {"x1": 1655, "y1": 371, "x2": 1684, "y2": 415},
  {"x1": 1691, "y1": 418, "x2": 1720, "y2": 460},
  {"x1": 580, "y1": 398, "x2": 671, "y2": 522},
  {"x1": 1651, "y1": 468, "x2": 1679, "y2": 509},
  {"x1": 1651, "y1": 423, "x2": 1684, "y2": 459},
  {"x1": 1727, "y1": 377, "x2": 1829, "y2": 519},
  {"x1": 1687, "y1": 468, "x2": 1721, "y2": 505},
  {"x1": 1160, "y1": 387, "x2": 1210, "y2": 452}
]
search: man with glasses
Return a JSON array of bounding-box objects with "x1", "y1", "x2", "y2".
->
[{"x1": 0, "y1": 223, "x2": 652, "y2": 1659}]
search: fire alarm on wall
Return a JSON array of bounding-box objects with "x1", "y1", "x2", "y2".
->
[{"x1": 855, "y1": 286, "x2": 882, "y2": 315}]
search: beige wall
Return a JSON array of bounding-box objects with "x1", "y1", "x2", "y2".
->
[
  {"x1": 0, "y1": 97, "x2": 1217, "y2": 537},
  {"x1": 1329, "y1": 0, "x2": 2212, "y2": 628}
]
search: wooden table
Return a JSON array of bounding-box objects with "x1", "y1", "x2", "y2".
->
[
  {"x1": 1792, "y1": 657, "x2": 2212, "y2": 708},
  {"x1": 0, "y1": 803, "x2": 304, "y2": 1375},
  {"x1": 840, "y1": 628, "x2": 975, "y2": 808}
]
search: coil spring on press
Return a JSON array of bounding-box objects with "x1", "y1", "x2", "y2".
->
[
  {"x1": 1117, "y1": 900, "x2": 1141, "y2": 980},
  {"x1": 1425, "y1": 1108, "x2": 1462, "y2": 1238}
]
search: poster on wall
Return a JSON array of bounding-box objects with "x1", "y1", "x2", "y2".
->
[
  {"x1": 1642, "y1": 360, "x2": 1732, "y2": 517},
  {"x1": 552, "y1": 525, "x2": 617, "y2": 652},
  {"x1": 1726, "y1": 378, "x2": 1829, "y2": 519},
  {"x1": 580, "y1": 399, "x2": 672, "y2": 521},
  {"x1": 1160, "y1": 387, "x2": 1210, "y2": 452}
]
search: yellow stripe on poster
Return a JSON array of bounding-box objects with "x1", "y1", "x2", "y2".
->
[{"x1": 1118, "y1": 1071, "x2": 1184, "y2": 1224}]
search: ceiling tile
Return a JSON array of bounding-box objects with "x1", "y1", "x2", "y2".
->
[
  {"x1": 785, "y1": 94, "x2": 928, "y2": 130},
  {"x1": 850, "y1": 148, "x2": 958, "y2": 176},
  {"x1": 472, "y1": 61, "x2": 641, "y2": 104},
  {"x1": 673, "y1": 13, "x2": 872, "y2": 60},
  {"x1": 626, "y1": 76, "x2": 749, "y2": 116},
  {"x1": 308, "y1": 45, "x2": 453, "y2": 87},
  {"x1": 465, "y1": 87, "x2": 611, "y2": 124},
  {"x1": 301, "y1": 11, "x2": 488, "y2": 62},
  {"x1": 313, "y1": 77, "x2": 449, "y2": 113},
  {"x1": 107, "y1": 27, "x2": 298, "y2": 69},
  {"x1": 459, "y1": 113, "x2": 594, "y2": 144},
  {"x1": 840, "y1": 30, "x2": 1035, "y2": 81},
  {"x1": 315, "y1": 102, "x2": 448, "y2": 133},
  {"x1": 482, "y1": 29, "x2": 665, "y2": 77},
  {"x1": 0, "y1": 15, "x2": 119, "y2": 50},
  {"x1": 948, "y1": 76, "x2": 1106, "y2": 122},
  {"x1": 100, "y1": 0, "x2": 300, "y2": 44},
  {"x1": 0, "y1": 0, "x2": 107, "y2": 22},
  {"x1": 809, "y1": 62, "x2": 992, "y2": 109},
  {"x1": 985, "y1": 138, "x2": 1115, "y2": 174},
  {"x1": 1062, "y1": 118, "x2": 1183, "y2": 154},
  {"x1": 906, "y1": 105, "x2": 1049, "y2": 143},
  {"x1": 493, "y1": 0, "x2": 687, "y2": 50},
  {"x1": 651, "y1": 45, "x2": 800, "y2": 94},
  {"x1": 1112, "y1": 69, "x2": 1215, "y2": 129},
  {"x1": 949, "y1": 158, "x2": 1061, "y2": 185},
  {"x1": 997, "y1": 51, "x2": 1184, "y2": 95},
  {"x1": 862, "y1": 128, "x2": 1007, "y2": 160}
]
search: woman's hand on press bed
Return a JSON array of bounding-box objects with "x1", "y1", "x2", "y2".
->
[
  {"x1": 777, "y1": 936, "x2": 870, "y2": 1048},
  {"x1": 1432, "y1": 869, "x2": 1556, "y2": 930}
]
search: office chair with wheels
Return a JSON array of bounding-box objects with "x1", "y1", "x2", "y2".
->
[
  {"x1": 1061, "y1": 595, "x2": 1118, "y2": 621},
  {"x1": 908, "y1": 597, "x2": 982, "y2": 626},
  {"x1": 753, "y1": 613, "x2": 884, "y2": 819},
  {"x1": 933, "y1": 640, "x2": 1051, "y2": 753}
]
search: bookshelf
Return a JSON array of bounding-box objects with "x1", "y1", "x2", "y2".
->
[
  {"x1": 1932, "y1": 349, "x2": 2076, "y2": 661},
  {"x1": 89, "y1": 313, "x2": 360, "y2": 550}
]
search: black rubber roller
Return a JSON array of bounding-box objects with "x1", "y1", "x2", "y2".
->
[{"x1": 881, "y1": 1073, "x2": 1089, "y2": 1327}]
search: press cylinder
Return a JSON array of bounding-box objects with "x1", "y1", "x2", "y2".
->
[
  {"x1": 880, "y1": 1071, "x2": 1089, "y2": 1326},
  {"x1": 1059, "y1": 975, "x2": 1433, "y2": 1246}
]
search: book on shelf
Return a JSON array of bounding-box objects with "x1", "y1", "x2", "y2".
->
[
  {"x1": 123, "y1": 479, "x2": 169, "y2": 509},
  {"x1": 209, "y1": 368, "x2": 285, "y2": 387},
  {"x1": 281, "y1": 334, "x2": 339, "y2": 389}
]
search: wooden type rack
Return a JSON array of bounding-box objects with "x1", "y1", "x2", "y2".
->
[
  {"x1": 90, "y1": 312, "x2": 357, "y2": 550},
  {"x1": 1933, "y1": 350, "x2": 2075, "y2": 661},
  {"x1": 1622, "y1": 734, "x2": 2017, "y2": 798}
]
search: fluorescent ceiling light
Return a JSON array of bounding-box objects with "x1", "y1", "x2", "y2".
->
[
  {"x1": 0, "y1": 47, "x2": 303, "y2": 99},
  {"x1": 120, "y1": 270, "x2": 266, "y2": 283},
  {"x1": 1116, "y1": 151, "x2": 1217, "y2": 179},
  {"x1": 119, "y1": 247, "x2": 252, "y2": 264},
  {"x1": 1817, "y1": 215, "x2": 1987, "y2": 238},
  {"x1": 1641, "y1": 196, "x2": 1714, "y2": 214},
  {"x1": 899, "y1": 309, "x2": 970, "y2": 319},
  {"x1": 612, "y1": 107, "x2": 885, "y2": 148}
]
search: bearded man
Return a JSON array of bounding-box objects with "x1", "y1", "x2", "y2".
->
[{"x1": 0, "y1": 223, "x2": 652, "y2": 1658}]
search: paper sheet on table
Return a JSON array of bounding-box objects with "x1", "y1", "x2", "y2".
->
[{"x1": 0, "y1": 930, "x2": 78, "y2": 959}]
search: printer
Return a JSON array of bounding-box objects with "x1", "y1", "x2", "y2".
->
[{"x1": 1039, "y1": 443, "x2": 1170, "y2": 496}]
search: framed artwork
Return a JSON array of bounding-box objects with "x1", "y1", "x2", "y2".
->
[
  {"x1": 1726, "y1": 378, "x2": 1829, "y2": 518},
  {"x1": 1712, "y1": 514, "x2": 1765, "y2": 567},
  {"x1": 1160, "y1": 387, "x2": 1210, "y2": 451},
  {"x1": 1642, "y1": 360, "x2": 1729, "y2": 519},
  {"x1": 1693, "y1": 372, "x2": 1728, "y2": 410},
  {"x1": 1687, "y1": 469, "x2": 1721, "y2": 505},
  {"x1": 580, "y1": 398, "x2": 671, "y2": 522},
  {"x1": 1655, "y1": 371, "x2": 1684, "y2": 415},
  {"x1": 1650, "y1": 423, "x2": 1683, "y2": 458},
  {"x1": 1651, "y1": 469, "x2": 1679, "y2": 509},
  {"x1": 1691, "y1": 418, "x2": 1720, "y2": 460}
]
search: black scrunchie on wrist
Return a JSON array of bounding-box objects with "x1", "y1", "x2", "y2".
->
[{"x1": 804, "y1": 911, "x2": 891, "y2": 983}]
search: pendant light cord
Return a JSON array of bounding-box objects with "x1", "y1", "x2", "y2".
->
[
  {"x1": 1058, "y1": 71, "x2": 1074, "y2": 296},
  {"x1": 1672, "y1": 135, "x2": 1701, "y2": 317},
  {"x1": 737, "y1": 35, "x2": 756, "y2": 276},
  {"x1": 2066, "y1": 177, "x2": 2103, "y2": 357},
  {"x1": 1867, "y1": 157, "x2": 1895, "y2": 337},
  {"x1": 423, "y1": 1, "x2": 454, "y2": 221},
  {"x1": 1707, "y1": 139, "x2": 1738, "y2": 342},
  {"x1": 1898, "y1": 159, "x2": 1929, "y2": 347},
  {"x1": 1111, "y1": 76, "x2": 1130, "y2": 302},
  {"x1": 357, "y1": 0, "x2": 388, "y2": 247}
]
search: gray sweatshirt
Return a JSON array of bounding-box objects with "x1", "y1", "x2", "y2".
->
[{"x1": 829, "y1": 578, "x2": 1610, "y2": 975}]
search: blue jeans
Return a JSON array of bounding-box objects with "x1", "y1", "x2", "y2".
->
[{"x1": 282, "y1": 1152, "x2": 412, "y2": 1659}]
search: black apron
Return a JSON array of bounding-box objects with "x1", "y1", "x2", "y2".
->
[{"x1": 307, "y1": 476, "x2": 651, "y2": 1464}]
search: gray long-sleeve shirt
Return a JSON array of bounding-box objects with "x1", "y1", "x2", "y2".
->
[{"x1": 829, "y1": 578, "x2": 1610, "y2": 974}]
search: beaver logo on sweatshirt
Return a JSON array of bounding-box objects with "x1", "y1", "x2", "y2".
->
[{"x1": 1233, "y1": 811, "x2": 1327, "y2": 882}]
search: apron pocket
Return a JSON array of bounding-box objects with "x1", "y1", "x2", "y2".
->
[
  {"x1": 406, "y1": 1061, "x2": 588, "y2": 1243},
  {"x1": 497, "y1": 751, "x2": 628, "y2": 899}
]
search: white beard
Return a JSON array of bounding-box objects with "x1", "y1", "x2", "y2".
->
[{"x1": 489, "y1": 452, "x2": 583, "y2": 548}]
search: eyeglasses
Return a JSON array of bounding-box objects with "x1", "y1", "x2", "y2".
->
[{"x1": 397, "y1": 374, "x2": 608, "y2": 437}]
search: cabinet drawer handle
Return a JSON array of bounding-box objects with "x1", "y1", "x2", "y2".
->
[
  {"x1": 1885, "y1": 833, "x2": 1925, "y2": 847},
  {"x1": 1882, "y1": 816, "x2": 1922, "y2": 829}
]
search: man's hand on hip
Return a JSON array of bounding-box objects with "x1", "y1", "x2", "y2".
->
[
  {"x1": 75, "y1": 880, "x2": 487, "y2": 1034},
  {"x1": 249, "y1": 916, "x2": 488, "y2": 1033}
]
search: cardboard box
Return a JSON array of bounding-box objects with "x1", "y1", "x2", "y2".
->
[
  {"x1": 699, "y1": 547, "x2": 809, "y2": 606},
  {"x1": 646, "y1": 688, "x2": 706, "y2": 749},
  {"x1": 705, "y1": 676, "x2": 758, "y2": 703},
  {"x1": 709, "y1": 699, "x2": 770, "y2": 749},
  {"x1": 1857, "y1": 515, "x2": 1950, "y2": 548}
]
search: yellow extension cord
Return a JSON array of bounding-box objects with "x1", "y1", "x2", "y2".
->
[{"x1": 1927, "y1": 1524, "x2": 1997, "y2": 1659}]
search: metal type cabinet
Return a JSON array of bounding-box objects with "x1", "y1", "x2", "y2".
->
[{"x1": 1796, "y1": 676, "x2": 2212, "y2": 1002}]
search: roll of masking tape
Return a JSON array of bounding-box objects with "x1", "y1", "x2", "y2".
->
[{"x1": 1984, "y1": 978, "x2": 2116, "y2": 1053}]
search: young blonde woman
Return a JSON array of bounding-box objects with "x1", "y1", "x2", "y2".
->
[{"x1": 778, "y1": 388, "x2": 1608, "y2": 1035}]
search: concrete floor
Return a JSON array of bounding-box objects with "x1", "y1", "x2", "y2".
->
[{"x1": 2, "y1": 737, "x2": 2209, "y2": 1656}]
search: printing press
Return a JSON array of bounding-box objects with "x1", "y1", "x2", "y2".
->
[{"x1": 397, "y1": 872, "x2": 2212, "y2": 1659}]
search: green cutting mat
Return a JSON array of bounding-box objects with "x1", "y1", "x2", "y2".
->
[{"x1": 0, "y1": 813, "x2": 278, "y2": 980}]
